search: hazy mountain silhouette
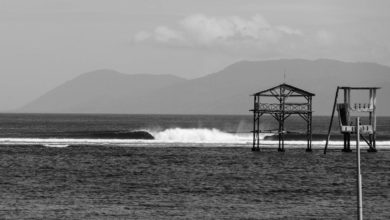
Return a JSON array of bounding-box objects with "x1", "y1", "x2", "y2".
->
[
  {"x1": 20, "y1": 59, "x2": 390, "y2": 115},
  {"x1": 20, "y1": 69, "x2": 186, "y2": 113}
]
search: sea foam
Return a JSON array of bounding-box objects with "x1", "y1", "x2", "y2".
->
[{"x1": 152, "y1": 128, "x2": 256, "y2": 143}]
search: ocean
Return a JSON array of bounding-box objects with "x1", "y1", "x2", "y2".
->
[
  {"x1": 1, "y1": 114, "x2": 390, "y2": 147},
  {"x1": 0, "y1": 114, "x2": 389, "y2": 219}
]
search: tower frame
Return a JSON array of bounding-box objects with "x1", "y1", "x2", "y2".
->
[
  {"x1": 324, "y1": 86, "x2": 380, "y2": 154},
  {"x1": 251, "y1": 83, "x2": 315, "y2": 152}
]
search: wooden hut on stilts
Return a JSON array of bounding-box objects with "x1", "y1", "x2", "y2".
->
[{"x1": 251, "y1": 83, "x2": 315, "y2": 152}]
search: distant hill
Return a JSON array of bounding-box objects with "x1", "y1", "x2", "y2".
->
[
  {"x1": 19, "y1": 59, "x2": 390, "y2": 115},
  {"x1": 20, "y1": 69, "x2": 187, "y2": 113}
]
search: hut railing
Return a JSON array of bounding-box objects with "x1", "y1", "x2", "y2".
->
[{"x1": 255, "y1": 103, "x2": 310, "y2": 112}]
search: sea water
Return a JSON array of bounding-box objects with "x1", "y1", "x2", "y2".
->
[
  {"x1": 0, "y1": 114, "x2": 389, "y2": 219},
  {"x1": 0, "y1": 114, "x2": 390, "y2": 148}
]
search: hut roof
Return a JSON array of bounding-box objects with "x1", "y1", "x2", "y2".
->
[{"x1": 253, "y1": 83, "x2": 315, "y2": 97}]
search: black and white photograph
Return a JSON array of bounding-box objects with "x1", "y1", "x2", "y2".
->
[{"x1": 0, "y1": 0, "x2": 389, "y2": 219}]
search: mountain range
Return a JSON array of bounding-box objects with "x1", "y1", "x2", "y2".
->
[{"x1": 19, "y1": 59, "x2": 390, "y2": 115}]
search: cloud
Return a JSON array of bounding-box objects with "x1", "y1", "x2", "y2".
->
[
  {"x1": 154, "y1": 26, "x2": 185, "y2": 43},
  {"x1": 133, "y1": 14, "x2": 304, "y2": 48},
  {"x1": 131, "y1": 13, "x2": 344, "y2": 61}
]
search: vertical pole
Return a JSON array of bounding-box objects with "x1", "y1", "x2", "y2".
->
[
  {"x1": 343, "y1": 134, "x2": 347, "y2": 151},
  {"x1": 346, "y1": 89, "x2": 351, "y2": 150},
  {"x1": 252, "y1": 96, "x2": 256, "y2": 151},
  {"x1": 278, "y1": 86, "x2": 282, "y2": 152},
  {"x1": 278, "y1": 117, "x2": 281, "y2": 151},
  {"x1": 306, "y1": 96, "x2": 312, "y2": 152},
  {"x1": 281, "y1": 116, "x2": 285, "y2": 151},
  {"x1": 257, "y1": 111, "x2": 260, "y2": 150},
  {"x1": 373, "y1": 89, "x2": 377, "y2": 151},
  {"x1": 324, "y1": 87, "x2": 339, "y2": 154},
  {"x1": 254, "y1": 96, "x2": 261, "y2": 151},
  {"x1": 307, "y1": 112, "x2": 310, "y2": 150},
  {"x1": 356, "y1": 117, "x2": 363, "y2": 220},
  {"x1": 281, "y1": 87, "x2": 285, "y2": 152},
  {"x1": 347, "y1": 88, "x2": 351, "y2": 114},
  {"x1": 309, "y1": 97, "x2": 312, "y2": 151},
  {"x1": 368, "y1": 89, "x2": 373, "y2": 147},
  {"x1": 344, "y1": 88, "x2": 348, "y2": 114}
]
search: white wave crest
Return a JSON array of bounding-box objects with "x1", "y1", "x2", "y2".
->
[{"x1": 153, "y1": 128, "x2": 260, "y2": 143}]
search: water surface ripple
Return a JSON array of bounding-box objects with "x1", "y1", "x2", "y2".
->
[{"x1": 0, "y1": 146, "x2": 389, "y2": 219}]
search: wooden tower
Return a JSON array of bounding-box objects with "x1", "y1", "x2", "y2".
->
[
  {"x1": 251, "y1": 83, "x2": 315, "y2": 152},
  {"x1": 324, "y1": 86, "x2": 380, "y2": 154}
]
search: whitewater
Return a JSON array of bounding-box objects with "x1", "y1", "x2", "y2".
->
[{"x1": 1, "y1": 127, "x2": 389, "y2": 149}]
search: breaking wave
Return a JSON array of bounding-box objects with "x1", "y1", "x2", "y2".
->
[
  {"x1": 152, "y1": 128, "x2": 255, "y2": 143},
  {"x1": 0, "y1": 128, "x2": 264, "y2": 146},
  {"x1": 0, "y1": 128, "x2": 389, "y2": 148}
]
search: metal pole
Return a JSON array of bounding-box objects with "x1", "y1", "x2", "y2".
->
[{"x1": 356, "y1": 117, "x2": 363, "y2": 220}]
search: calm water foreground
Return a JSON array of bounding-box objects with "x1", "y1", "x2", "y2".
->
[{"x1": 0, "y1": 145, "x2": 389, "y2": 219}]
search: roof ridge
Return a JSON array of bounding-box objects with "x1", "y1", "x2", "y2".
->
[{"x1": 253, "y1": 83, "x2": 315, "y2": 96}]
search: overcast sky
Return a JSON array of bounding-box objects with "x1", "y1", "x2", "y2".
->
[{"x1": 0, "y1": 0, "x2": 389, "y2": 110}]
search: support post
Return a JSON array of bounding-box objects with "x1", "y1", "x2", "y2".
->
[
  {"x1": 278, "y1": 113, "x2": 283, "y2": 152},
  {"x1": 343, "y1": 133, "x2": 352, "y2": 152},
  {"x1": 343, "y1": 133, "x2": 347, "y2": 151},
  {"x1": 369, "y1": 89, "x2": 373, "y2": 147},
  {"x1": 278, "y1": 86, "x2": 285, "y2": 152},
  {"x1": 252, "y1": 96, "x2": 257, "y2": 151},
  {"x1": 356, "y1": 117, "x2": 363, "y2": 220},
  {"x1": 369, "y1": 89, "x2": 377, "y2": 152},
  {"x1": 347, "y1": 133, "x2": 351, "y2": 152},
  {"x1": 324, "y1": 87, "x2": 339, "y2": 154},
  {"x1": 306, "y1": 96, "x2": 312, "y2": 152},
  {"x1": 278, "y1": 87, "x2": 282, "y2": 152},
  {"x1": 281, "y1": 117, "x2": 285, "y2": 152},
  {"x1": 252, "y1": 95, "x2": 261, "y2": 152},
  {"x1": 256, "y1": 112, "x2": 260, "y2": 151}
]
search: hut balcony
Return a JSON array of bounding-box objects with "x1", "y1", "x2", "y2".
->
[
  {"x1": 340, "y1": 125, "x2": 373, "y2": 134},
  {"x1": 350, "y1": 103, "x2": 374, "y2": 112},
  {"x1": 251, "y1": 103, "x2": 311, "y2": 113}
]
